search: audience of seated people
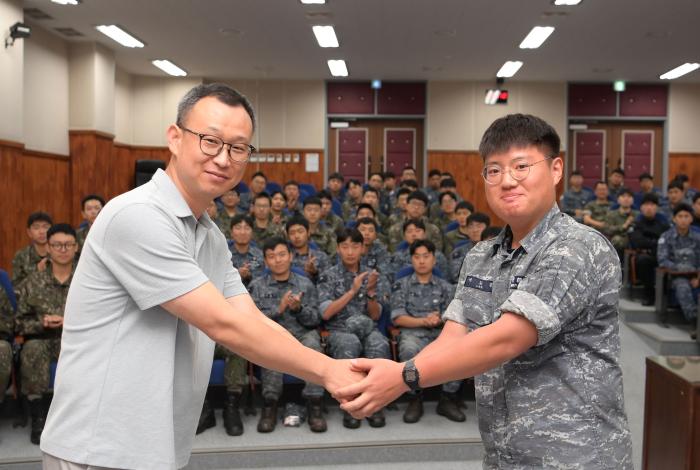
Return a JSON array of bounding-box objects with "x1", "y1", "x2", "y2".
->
[{"x1": 5, "y1": 165, "x2": 699, "y2": 446}]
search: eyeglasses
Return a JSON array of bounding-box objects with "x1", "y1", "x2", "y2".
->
[
  {"x1": 180, "y1": 127, "x2": 256, "y2": 164},
  {"x1": 481, "y1": 156, "x2": 553, "y2": 185},
  {"x1": 49, "y1": 242, "x2": 77, "y2": 251}
]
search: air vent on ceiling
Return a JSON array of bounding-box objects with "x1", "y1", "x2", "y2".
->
[
  {"x1": 55, "y1": 27, "x2": 84, "y2": 37},
  {"x1": 24, "y1": 8, "x2": 53, "y2": 20}
]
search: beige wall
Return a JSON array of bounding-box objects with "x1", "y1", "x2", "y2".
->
[
  {"x1": 0, "y1": 0, "x2": 24, "y2": 143},
  {"x1": 427, "y1": 81, "x2": 568, "y2": 151},
  {"x1": 114, "y1": 68, "x2": 132, "y2": 144},
  {"x1": 669, "y1": 83, "x2": 700, "y2": 153},
  {"x1": 23, "y1": 24, "x2": 69, "y2": 155}
]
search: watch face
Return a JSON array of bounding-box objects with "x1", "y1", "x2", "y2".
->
[{"x1": 405, "y1": 369, "x2": 416, "y2": 382}]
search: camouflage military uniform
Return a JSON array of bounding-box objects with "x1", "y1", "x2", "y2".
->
[
  {"x1": 389, "y1": 248, "x2": 450, "y2": 282},
  {"x1": 216, "y1": 209, "x2": 244, "y2": 236},
  {"x1": 448, "y1": 240, "x2": 474, "y2": 284},
  {"x1": 249, "y1": 272, "x2": 324, "y2": 400},
  {"x1": 582, "y1": 200, "x2": 611, "y2": 227},
  {"x1": 386, "y1": 213, "x2": 405, "y2": 234},
  {"x1": 11, "y1": 245, "x2": 47, "y2": 289},
  {"x1": 431, "y1": 212, "x2": 456, "y2": 233},
  {"x1": 252, "y1": 220, "x2": 285, "y2": 246},
  {"x1": 291, "y1": 247, "x2": 330, "y2": 284},
  {"x1": 362, "y1": 240, "x2": 391, "y2": 275},
  {"x1": 75, "y1": 225, "x2": 90, "y2": 250},
  {"x1": 444, "y1": 229, "x2": 470, "y2": 257},
  {"x1": 603, "y1": 208, "x2": 638, "y2": 253},
  {"x1": 310, "y1": 225, "x2": 338, "y2": 257},
  {"x1": 0, "y1": 289, "x2": 13, "y2": 403},
  {"x1": 657, "y1": 227, "x2": 700, "y2": 321},
  {"x1": 341, "y1": 198, "x2": 360, "y2": 221},
  {"x1": 390, "y1": 273, "x2": 460, "y2": 393},
  {"x1": 229, "y1": 244, "x2": 264, "y2": 287},
  {"x1": 318, "y1": 264, "x2": 390, "y2": 361},
  {"x1": 559, "y1": 188, "x2": 593, "y2": 222},
  {"x1": 443, "y1": 204, "x2": 632, "y2": 468},
  {"x1": 323, "y1": 213, "x2": 344, "y2": 234},
  {"x1": 16, "y1": 265, "x2": 73, "y2": 399},
  {"x1": 387, "y1": 217, "x2": 444, "y2": 253}
]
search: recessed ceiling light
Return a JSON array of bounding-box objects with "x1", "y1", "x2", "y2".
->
[
  {"x1": 152, "y1": 60, "x2": 187, "y2": 77},
  {"x1": 51, "y1": 0, "x2": 80, "y2": 4},
  {"x1": 95, "y1": 25, "x2": 144, "y2": 48},
  {"x1": 519, "y1": 26, "x2": 555, "y2": 49},
  {"x1": 496, "y1": 61, "x2": 523, "y2": 78},
  {"x1": 300, "y1": 0, "x2": 326, "y2": 4},
  {"x1": 312, "y1": 25, "x2": 339, "y2": 47},
  {"x1": 553, "y1": 0, "x2": 582, "y2": 5},
  {"x1": 327, "y1": 59, "x2": 348, "y2": 77},
  {"x1": 659, "y1": 63, "x2": 700, "y2": 80}
]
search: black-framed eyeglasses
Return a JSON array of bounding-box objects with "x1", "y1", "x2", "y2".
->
[
  {"x1": 180, "y1": 126, "x2": 255, "y2": 164},
  {"x1": 49, "y1": 242, "x2": 77, "y2": 251},
  {"x1": 481, "y1": 156, "x2": 554, "y2": 185}
]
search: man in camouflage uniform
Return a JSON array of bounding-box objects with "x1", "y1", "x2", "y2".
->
[
  {"x1": 269, "y1": 191, "x2": 289, "y2": 227},
  {"x1": 75, "y1": 194, "x2": 105, "y2": 250},
  {"x1": 318, "y1": 228, "x2": 390, "y2": 429},
  {"x1": 216, "y1": 186, "x2": 243, "y2": 235},
  {"x1": 357, "y1": 217, "x2": 390, "y2": 276},
  {"x1": 12, "y1": 212, "x2": 53, "y2": 289},
  {"x1": 388, "y1": 191, "x2": 443, "y2": 252},
  {"x1": 607, "y1": 167, "x2": 627, "y2": 200},
  {"x1": 337, "y1": 114, "x2": 633, "y2": 469},
  {"x1": 559, "y1": 170, "x2": 593, "y2": 223},
  {"x1": 303, "y1": 197, "x2": 337, "y2": 257},
  {"x1": 386, "y1": 187, "x2": 412, "y2": 230},
  {"x1": 283, "y1": 181, "x2": 303, "y2": 216},
  {"x1": 583, "y1": 181, "x2": 612, "y2": 232},
  {"x1": 391, "y1": 240, "x2": 463, "y2": 423},
  {"x1": 228, "y1": 214, "x2": 264, "y2": 286},
  {"x1": 16, "y1": 223, "x2": 77, "y2": 445},
  {"x1": 360, "y1": 188, "x2": 389, "y2": 228},
  {"x1": 603, "y1": 188, "x2": 638, "y2": 259},
  {"x1": 444, "y1": 201, "x2": 474, "y2": 256},
  {"x1": 430, "y1": 191, "x2": 458, "y2": 233},
  {"x1": 389, "y1": 219, "x2": 450, "y2": 281},
  {"x1": 286, "y1": 216, "x2": 330, "y2": 284},
  {"x1": 251, "y1": 192, "x2": 285, "y2": 245},
  {"x1": 239, "y1": 171, "x2": 267, "y2": 213},
  {"x1": 422, "y1": 169, "x2": 442, "y2": 207},
  {"x1": 657, "y1": 204, "x2": 700, "y2": 324},
  {"x1": 248, "y1": 237, "x2": 326, "y2": 433},
  {"x1": 0, "y1": 288, "x2": 14, "y2": 417},
  {"x1": 318, "y1": 190, "x2": 344, "y2": 234},
  {"x1": 341, "y1": 179, "x2": 363, "y2": 220}
]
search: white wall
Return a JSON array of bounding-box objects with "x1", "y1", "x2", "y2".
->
[
  {"x1": 23, "y1": 24, "x2": 69, "y2": 155},
  {"x1": 93, "y1": 44, "x2": 115, "y2": 134},
  {"x1": 0, "y1": 0, "x2": 24, "y2": 143},
  {"x1": 668, "y1": 83, "x2": 700, "y2": 153},
  {"x1": 427, "y1": 81, "x2": 568, "y2": 151},
  {"x1": 114, "y1": 67, "x2": 132, "y2": 144}
]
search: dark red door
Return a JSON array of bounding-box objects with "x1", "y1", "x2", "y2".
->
[
  {"x1": 337, "y1": 129, "x2": 367, "y2": 183},
  {"x1": 385, "y1": 129, "x2": 415, "y2": 175},
  {"x1": 574, "y1": 130, "x2": 606, "y2": 190},
  {"x1": 622, "y1": 131, "x2": 653, "y2": 192}
]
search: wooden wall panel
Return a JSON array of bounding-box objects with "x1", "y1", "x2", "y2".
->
[
  {"x1": 669, "y1": 152, "x2": 700, "y2": 188},
  {"x1": 241, "y1": 149, "x2": 325, "y2": 190},
  {"x1": 69, "y1": 131, "x2": 115, "y2": 226},
  {"x1": 110, "y1": 144, "x2": 170, "y2": 200}
]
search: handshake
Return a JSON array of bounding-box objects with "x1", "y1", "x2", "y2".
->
[{"x1": 321, "y1": 357, "x2": 411, "y2": 419}]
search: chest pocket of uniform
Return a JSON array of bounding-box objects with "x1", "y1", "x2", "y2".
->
[{"x1": 461, "y1": 282, "x2": 493, "y2": 328}]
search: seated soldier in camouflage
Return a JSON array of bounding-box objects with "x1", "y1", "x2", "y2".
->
[
  {"x1": 317, "y1": 190, "x2": 344, "y2": 234},
  {"x1": 283, "y1": 181, "x2": 303, "y2": 216},
  {"x1": 444, "y1": 200, "x2": 474, "y2": 256},
  {"x1": 75, "y1": 194, "x2": 105, "y2": 250},
  {"x1": 286, "y1": 216, "x2": 330, "y2": 284},
  {"x1": 16, "y1": 223, "x2": 77, "y2": 444},
  {"x1": 229, "y1": 214, "x2": 264, "y2": 286},
  {"x1": 388, "y1": 191, "x2": 443, "y2": 253},
  {"x1": 318, "y1": 228, "x2": 390, "y2": 429},
  {"x1": 391, "y1": 240, "x2": 464, "y2": 424},
  {"x1": 303, "y1": 196, "x2": 337, "y2": 257},
  {"x1": 216, "y1": 186, "x2": 243, "y2": 235},
  {"x1": 390, "y1": 219, "x2": 450, "y2": 280},
  {"x1": 603, "y1": 188, "x2": 638, "y2": 260},
  {"x1": 355, "y1": 203, "x2": 389, "y2": 247},
  {"x1": 582, "y1": 181, "x2": 611, "y2": 232},
  {"x1": 0, "y1": 288, "x2": 13, "y2": 425},
  {"x1": 386, "y1": 187, "x2": 412, "y2": 230},
  {"x1": 342, "y1": 179, "x2": 363, "y2": 220},
  {"x1": 239, "y1": 171, "x2": 267, "y2": 213},
  {"x1": 12, "y1": 212, "x2": 53, "y2": 289},
  {"x1": 206, "y1": 199, "x2": 219, "y2": 224},
  {"x1": 248, "y1": 237, "x2": 327, "y2": 433},
  {"x1": 357, "y1": 217, "x2": 390, "y2": 275},
  {"x1": 428, "y1": 178, "x2": 461, "y2": 220},
  {"x1": 361, "y1": 188, "x2": 389, "y2": 228},
  {"x1": 431, "y1": 191, "x2": 459, "y2": 233},
  {"x1": 447, "y1": 212, "x2": 492, "y2": 282},
  {"x1": 270, "y1": 190, "x2": 289, "y2": 227},
  {"x1": 251, "y1": 192, "x2": 284, "y2": 245}
]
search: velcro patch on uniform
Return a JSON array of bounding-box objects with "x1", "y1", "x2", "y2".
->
[
  {"x1": 464, "y1": 276, "x2": 492, "y2": 292},
  {"x1": 510, "y1": 276, "x2": 525, "y2": 289}
]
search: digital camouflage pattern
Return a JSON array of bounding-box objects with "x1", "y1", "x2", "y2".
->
[{"x1": 657, "y1": 227, "x2": 700, "y2": 321}]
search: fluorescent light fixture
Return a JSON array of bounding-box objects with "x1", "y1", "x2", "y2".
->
[
  {"x1": 553, "y1": 0, "x2": 582, "y2": 5},
  {"x1": 51, "y1": 0, "x2": 80, "y2": 5},
  {"x1": 519, "y1": 26, "x2": 555, "y2": 49},
  {"x1": 301, "y1": 0, "x2": 326, "y2": 3},
  {"x1": 330, "y1": 121, "x2": 350, "y2": 128},
  {"x1": 327, "y1": 59, "x2": 348, "y2": 77},
  {"x1": 659, "y1": 63, "x2": 700, "y2": 80},
  {"x1": 152, "y1": 59, "x2": 187, "y2": 77},
  {"x1": 312, "y1": 25, "x2": 339, "y2": 48},
  {"x1": 496, "y1": 60, "x2": 523, "y2": 78},
  {"x1": 95, "y1": 25, "x2": 144, "y2": 48},
  {"x1": 613, "y1": 80, "x2": 626, "y2": 92}
]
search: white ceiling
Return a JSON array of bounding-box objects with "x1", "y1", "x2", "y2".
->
[{"x1": 20, "y1": 0, "x2": 700, "y2": 83}]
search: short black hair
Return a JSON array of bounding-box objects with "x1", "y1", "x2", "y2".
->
[
  {"x1": 337, "y1": 228, "x2": 364, "y2": 244},
  {"x1": 251, "y1": 171, "x2": 267, "y2": 181},
  {"x1": 328, "y1": 172, "x2": 344, "y2": 182},
  {"x1": 439, "y1": 191, "x2": 457, "y2": 204},
  {"x1": 428, "y1": 169, "x2": 441, "y2": 178},
  {"x1": 594, "y1": 180, "x2": 608, "y2": 189},
  {"x1": 400, "y1": 179, "x2": 419, "y2": 190},
  {"x1": 317, "y1": 190, "x2": 333, "y2": 202},
  {"x1": 674, "y1": 173, "x2": 689, "y2": 183},
  {"x1": 81, "y1": 194, "x2": 105, "y2": 210},
  {"x1": 177, "y1": 83, "x2": 256, "y2": 132},
  {"x1": 230, "y1": 214, "x2": 254, "y2": 230},
  {"x1": 402, "y1": 166, "x2": 416, "y2": 173},
  {"x1": 270, "y1": 190, "x2": 287, "y2": 201},
  {"x1": 356, "y1": 217, "x2": 378, "y2": 229},
  {"x1": 383, "y1": 171, "x2": 395, "y2": 179},
  {"x1": 27, "y1": 211, "x2": 52, "y2": 228},
  {"x1": 286, "y1": 216, "x2": 309, "y2": 233},
  {"x1": 345, "y1": 179, "x2": 362, "y2": 190},
  {"x1": 668, "y1": 179, "x2": 684, "y2": 192},
  {"x1": 407, "y1": 190, "x2": 429, "y2": 206},
  {"x1": 638, "y1": 172, "x2": 653, "y2": 182},
  {"x1": 369, "y1": 172, "x2": 384, "y2": 181},
  {"x1": 611, "y1": 168, "x2": 625, "y2": 176},
  {"x1": 303, "y1": 196, "x2": 322, "y2": 208},
  {"x1": 403, "y1": 218, "x2": 426, "y2": 233},
  {"x1": 284, "y1": 180, "x2": 299, "y2": 190},
  {"x1": 673, "y1": 203, "x2": 694, "y2": 217},
  {"x1": 618, "y1": 188, "x2": 634, "y2": 198},
  {"x1": 570, "y1": 170, "x2": 582, "y2": 177},
  {"x1": 439, "y1": 178, "x2": 457, "y2": 189},
  {"x1": 363, "y1": 187, "x2": 380, "y2": 197},
  {"x1": 481, "y1": 226, "x2": 502, "y2": 241},
  {"x1": 456, "y1": 200, "x2": 475, "y2": 213},
  {"x1": 693, "y1": 193, "x2": 700, "y2": 204},
  {"x1": 467, "y1": 212, "x2": 491, "y2": 226},
  {"x1": 478, "y1": 114, "x2": 560, "y2": 160},
  {"x1": 356, "y1": 203, "x2": 376, "y2": 216},
  {"x1": 47, "y1": 223, "x2": 76, "y2": 241},
  {"x1": 227, "y1": 185, "x2": 240, "y2": 194},
  {"x1": 396, "y1": 187, "x2": 412, "y2": 199},
  {"x1": 262, "y1": 236, "x2": 290, "y2": 256},
  {"x1": 441, "y1": 172, "x2": 454, "y2": 178},
  {"x1": 253, "y1": 192, "x2": 271, "y2": 204},
  {"x1": 410, "y1": 239, "x2": 435, "y2": 255},
  {"x1": 641, "y1": 193, "x2": 660, "y2": 206}
]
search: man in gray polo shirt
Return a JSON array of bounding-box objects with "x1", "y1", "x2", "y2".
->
[
  {"x1": 40, "y1": 83, "x2": 363, "y2": 470},
  {"x1": 336, "y1": 114, "x2": 633, "y2": 468}
]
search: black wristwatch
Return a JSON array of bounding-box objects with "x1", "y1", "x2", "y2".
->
[{"x1": 402, "y1": 359, "x2": 421, "y2": 391}]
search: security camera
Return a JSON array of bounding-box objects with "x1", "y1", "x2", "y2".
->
[{"x1": 5, "y1": 22, "x2": 31, "y2": 48}]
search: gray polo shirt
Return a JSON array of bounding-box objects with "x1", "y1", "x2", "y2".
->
[{"x1": 41, "y1": 169, "x2": 247, "y2": 470}]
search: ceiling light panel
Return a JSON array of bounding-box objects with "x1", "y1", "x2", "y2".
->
[
  {"x1": 496, "y1": 60, "x2": 523, "y2": 78},
  {"x1": 312, "y1": 25, "x2": 339, "y2": 47},
  {"x1": 152, "y1": 60, "x2": 187, "y2": 77},
  {"x1": 51, "y1": 0, "x2": 80, "y2": 5},
  {"x1": 96, "y1": 25, "x2": 144, "y2": 48},
  {"x1": 301, "y1": 0, "x2": 326, "y2": 3},
  {"x1": 327, "y1": 59, "x2": 348, "y2": 77},
  {"x1": 519, "y1": 26, "x2": 555, "y2": 49},
  {"x1": 659, "y1": 63, "x2": 700, "y2": 80},
  {"x1": 553, "y1": 0, "x2": 582, "y2": 5}
]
